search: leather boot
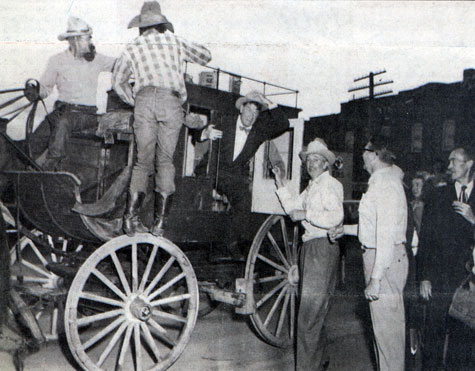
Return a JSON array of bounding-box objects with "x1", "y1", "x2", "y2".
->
[
  {"x1": 151, "y1": 193, "x2": 172, "y2": 237},
  {"x1": 123, "y1": 191, "x2": 148, "y2": 237}
]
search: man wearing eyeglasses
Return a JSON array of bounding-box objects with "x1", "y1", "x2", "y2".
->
[
  {"x1": 330, "y1": 134, "x2": 408, "y2": 371},
  {"x1": 418, "y1": 146, "x2": 475, "y2": 370}
]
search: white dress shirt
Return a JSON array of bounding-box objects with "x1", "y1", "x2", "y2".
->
[
  {"x1": 358, "y1": 165, "x2": 408, "y2": 280},
  {"x1": 455, "y1": 180, "x2": 473, "y2": 201},
  {"x1": 233, "y1": 116, "x2": 250, "y2": 160},
  {"x1": 276, "y1": 171, "x2": 344, "y2": 242}
]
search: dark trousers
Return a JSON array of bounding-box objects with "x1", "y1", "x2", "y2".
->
[
  {"x1": 423, "y1": 290, "x2": 475, "y2": 370},
  {"x1": 296, "y1": 237, "x2": 340, "y2": 371},
  {"x1": 217, "y1": 171, "x2": 251, "y2": 247},
  {"x1": 46, "y1": 101, "x2": 97, "y2": 160}
]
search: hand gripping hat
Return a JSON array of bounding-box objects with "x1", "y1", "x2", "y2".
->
[
  {"x1": 58, "y1": 16, "x2": 93, "y2": 41},
  {"x1": 128, "y1": 1, "x2": 174, "y2": 32}
]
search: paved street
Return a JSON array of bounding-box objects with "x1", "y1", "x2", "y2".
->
[{"x1": 21, "y1": 241, "x2": 379, "y2": 371}]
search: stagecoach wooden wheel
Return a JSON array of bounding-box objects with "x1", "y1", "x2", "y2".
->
[
  {"x1": 245, "y1": 215, "x2": 300, "y2": 348},
  {"x1": 10, "y1": 231, "x2": 83, "y2": 341},
  {"x1": 65, "y1": 234, "x2": 199, "y2": 371}
]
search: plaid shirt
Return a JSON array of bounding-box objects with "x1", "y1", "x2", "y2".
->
[{"x1": 112, "y1": 29, "x2": 211, "y2": 106}]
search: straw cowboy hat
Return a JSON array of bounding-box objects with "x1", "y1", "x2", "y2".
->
[
  {"x1": 128, "y1": 1, "x2": 174, "y2": 32},
  {"x1": 299, "y1": 138, "x2": 336, "y2": 165},
  {"x1": 235, "y1": 91, "x2": 269, "y2": 111},
  {"x1": 58, "y1": 16, "x2": 93, "y2": 41}
]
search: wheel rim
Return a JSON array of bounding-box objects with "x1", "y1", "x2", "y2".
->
[
  {"x1": 10, "y1": 231, "x2": 82, "y2": 341},
  {"x1": 245, "y1": 215, "x2": 300, "y2": 348},
  {"x1": 65, "y1": 234, "x2": 198, "y2": 371}
]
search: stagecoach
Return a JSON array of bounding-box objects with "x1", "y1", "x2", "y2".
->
[{"x1": 0, "y1": 75, "x2": 310, "y2": 370}]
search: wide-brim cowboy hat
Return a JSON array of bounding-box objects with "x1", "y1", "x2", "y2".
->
[
  {"x1": 299, "y1": 138, "x2": 336, "y2": 165},
  {"x1": 128, "y1": 1, "x2": 174, "y2": 32},
  {"x1": 235, "y1": 90, "x2": 269, "y2": 111},
  {"x1": 58, "y1": 16, "x2": 93, "y2": 41}
]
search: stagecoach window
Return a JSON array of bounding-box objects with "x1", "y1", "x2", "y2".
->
[{"x1": 183, "y1": 110, "x2": 211, "y2": 177}]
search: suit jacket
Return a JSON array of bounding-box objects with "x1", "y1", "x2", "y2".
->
[
  {"x1": 418, "y1": 183, "x2": 475, "y2": 291},
  {"x1": 215, "y1": 107, "x2": 289, "y2": 178}
]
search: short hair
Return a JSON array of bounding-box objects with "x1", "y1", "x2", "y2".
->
[
  {"x1": 367, "y1": 134, "x2": 395, "y2": 165},
  {"x1": 139, "y1": 24, "x2": 169, "y2": 35},
  {"x1": 454, "y1": 146, "x2": 475, "y2": 177}
]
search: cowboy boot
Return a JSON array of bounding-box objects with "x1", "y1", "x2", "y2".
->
[
  {"x1": 123, "y1": 191, "x2": 148, "y2": 237},
  {"x1": 151, "y1": 193, "x2": 172, "y2": 237}
]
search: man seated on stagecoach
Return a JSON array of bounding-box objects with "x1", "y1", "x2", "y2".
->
[{"x1": 26, "y1": 16, "x2": 115, "y2": 171}]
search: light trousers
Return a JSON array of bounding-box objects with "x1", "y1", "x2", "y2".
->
[{"x1": 362, "y1": 244, "x2": 408, "y2": 371}]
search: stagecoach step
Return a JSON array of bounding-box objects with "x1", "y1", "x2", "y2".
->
[{"x1": 199, "y1": 282, "x2": 246, "y2": 309}]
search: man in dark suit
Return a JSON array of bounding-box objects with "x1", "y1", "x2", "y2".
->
[
  {"x1": 418, "y1": 146, "x2": 475, "y2": 370},
  {"x1": 201, "y1": 90, "x2": 289, "y2": 260}
]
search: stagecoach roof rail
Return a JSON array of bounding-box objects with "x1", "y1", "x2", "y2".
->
[{"x1": 184, "y1": 62, "x2": 300, "y2": 108}]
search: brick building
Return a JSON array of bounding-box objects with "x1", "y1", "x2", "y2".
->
[{"x1": 305, "y1": 68, "x2": 475, "y2": 197}]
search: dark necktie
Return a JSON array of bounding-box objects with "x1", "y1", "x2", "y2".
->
[{"x1": 460, "y1": 185, "x2": 468, "y2": 203}]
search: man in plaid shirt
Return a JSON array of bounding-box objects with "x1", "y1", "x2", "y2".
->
[{"x1": 113, "y1": 1, "x2": 211, "y2": 236}]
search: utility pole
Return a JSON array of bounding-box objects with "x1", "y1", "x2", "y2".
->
[{"x1": 348, "y1": 70, "x2": 393, "y2": 100}]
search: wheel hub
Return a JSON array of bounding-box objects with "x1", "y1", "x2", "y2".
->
[
  {"x1": 287, "y1": 265, "x2": 299, "y2": 286},
  {"x1": 129, "y1": 296, "x2": 152, "y2": 322}
]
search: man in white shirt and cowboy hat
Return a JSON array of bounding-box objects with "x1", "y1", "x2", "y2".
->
[
  {"x1": 28, "y1": 16, "x2": 115, "y2": 170},
  {"x1": 273, "y1": 137, "x2": 344, "y2": 371},
  {"x1": 112, "y1": 1, "x2": 212, "y2": 237}
]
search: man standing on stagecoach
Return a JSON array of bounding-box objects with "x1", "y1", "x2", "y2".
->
[
  {"x1": 31, "y1": 16, "x2": 115, "y2": 170},
  {"x1": 112, "y1": 1, "x2": 212, "y2": 237},
  {"x1": 273, "y1": 138, "x2": 344, "y2": 371}
]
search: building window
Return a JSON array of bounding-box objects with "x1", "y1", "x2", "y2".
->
[
  {"x1": 411, "y1": 123, "x2": 423, "y2": 153},
  {"x1": 442, "y1": 119, "x2": 455, "y2": 151}
]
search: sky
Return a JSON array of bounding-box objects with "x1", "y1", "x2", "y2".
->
[{"x1": 1, "y1": 0, "x2": 475, "y2": 138}]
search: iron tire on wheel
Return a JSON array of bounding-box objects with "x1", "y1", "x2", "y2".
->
[
  {"x1": 245, "y1": 215, "x2": 300, "y2": 348},
  {"x1": 65, "y1": 234, "x2": 199, "y2": 371}
]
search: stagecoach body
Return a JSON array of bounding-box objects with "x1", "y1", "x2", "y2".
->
[{"x1": 1, "y1": 79, "x2": 309, "y2": 370}]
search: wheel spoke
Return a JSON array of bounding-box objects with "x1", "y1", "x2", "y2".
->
[
  {"x1": 20, "y1": 259, "x2": 52, "y2": 278},
  {"x1": 23, "y1": 241, "x2": 49, "y2": 267},
  {"x1": 83, "y1": 315, "x2": 124, "y2": 350},
  {"x1": 264, "y1": 285, "x2": 287, "y2": 328},
  {"x1": 257, "y1": 254, "x2": 288, "y2": 273},
  {"x1": 256, "y1": 280, "x2": 288, "y2": 309},
  {"x1": 266, "y1": 231, "x2": 290, "y2": 269},
  {"x1": 132, "y1": 243, "x2": 138, "y2": 292},
  {"x1": 75, "y1": 244, "x2": 84, "y2": 253},
  {"x1": 140, "y1": 322, "x2": 162, "y2": 362},
  {"x1": 47, "y1": 235, "x2": 58, "y2": 263},
  {"x1": 134, "y1": 323, "x2": 143, "y2": 371},
  {"x1": 276, "y1": 290, "x2": 290, "y2": 337},
  {"x1": 80, "y1": 292, "x2": 124, "y2": 307},
  {"x1": 117, "y1": 323, "x2": 133, "y2": 369},
  {"x1": 111, "y1": 251, "x2": 131, "y2": 296},
  {"x1": 255, "y1": 274, "x2": 287, "y2": 284},
  {"x1": 148, "y1": 318, "x2": 177, "y2": 348},
  {"x1": 51, "y1": 307, "x2": 58, "y2": 336},
  {"x1": 280, "y1": 218, "x2": 292, "y2": 263},
  {"x1": 290, "y1": 291, "x2": 296, "y2": 339},
  {"x1": 92, "y1": 269, "x2": 127, "y2": 301},
  {"x1": 148, "y1": 272, "x2": 185, "y2": 301},
  {"x1": 144, "y1": 256, "x2": 176, "y2": 296},
  {"x1": 150, "y1": 293, "x2": 190, "y2": 307},
  {"x1": 77, "y1": 308, "x2": 124, "y2": 327},
  {"x1": 292, "y1": 225, "x2": 299, "y2": 263},
  {"x1": 97, "y1": 321, "x2": 128, "y2": 367},
  {"x1": 11, "y1": 276, "x2": 50, "y2": 283},
  {"x1": 139, "y1": 245, "x2": 159, "y2": 292},
  {"x1": 152, "y1": 309, "x2": 186, "y2": 324}
]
